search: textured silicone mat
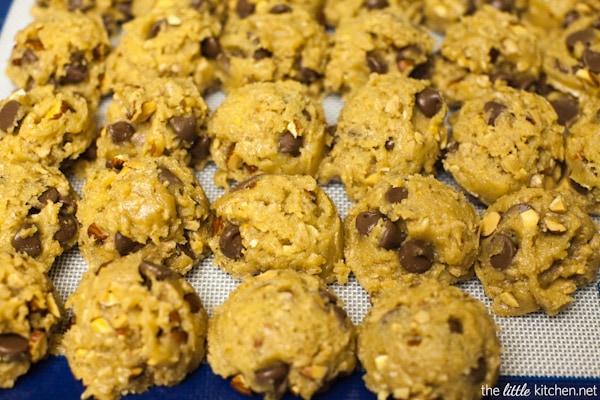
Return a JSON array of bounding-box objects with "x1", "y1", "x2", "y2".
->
[{"x1": 0, "y1": 1, "x2": 599, "y2": 399}]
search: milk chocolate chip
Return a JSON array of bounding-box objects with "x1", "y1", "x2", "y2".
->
[
  {"x1": 107, "y1": 121, "x2": 134, "y2": 143},
  {"x1": 169, "y1": 116, "x2": 197, "y2": 142},
  {"x1": 356, "y1": 211, "x2": 383, "y2": 236},
  {"x1": 61, "y1": 51, "x2": 88, "y2": 85},
  {"x1": 379, "y1": 220, "x2": 406, "y2": 250},
  {"x1": 201, "y1": 37, "x2": 221, "y2": 59},
  {"x1": 236, "y1": 0, "x2": 255, "y2": 18},
  {"x1": 54, "y1": 215, "x2": 78, "y2": 245},
  {"x1": 255, "y1": 363, "x2": 290, "y2": 398},
  {"x1": 489, "y1": 233, "x2": 516, "y2": 270},
  {"x1": 0, "y1": 100, "x2": 21, "y2": 131},
  {"x1": 184, "y1": 292, "x2": 203, "y2": 313},
  {"x1": 115, "y1": 232, "x2": 143, "y2": 256},
  {"x1": 484, "y1": 101, "x2": 506, "y2": 126},
  {"x1": 191, "y1": 136, "x2": 211, "y2": 160},
  {"x1": 398, "y1": 240, "x2": 433, "y2": 273},
  {"x1": 416, "y1": 88, "x2": 442, "y2": 118},
  {"x1": 12, "y1": 223, "x2": 42, "y2": 258},
  {"x1": 385, "y1": 186, "x2": 408, "y2": 203},
  {"x1": 0, "y1": 333, "x2": 29, "y2": 358},
  {"x1": 366, "y1": 51, "x2": 388, "y2": 74},
  {"x1": 364, "y1": 0, "x2": 389, "y2": 9},
  {"x1": 139, "y1": 260, "x2": 176, "y2": 283},
  {"x1": 278, "y1": 131, "x2": 302, "y2": 156},
  {"x1": 220, "y1": 224, "x2": 243, "y2": 259}
]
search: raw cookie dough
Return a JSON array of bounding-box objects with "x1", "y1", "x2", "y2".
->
[
  {"x1": 95, "y1": 78, "x2": 211, "y2": 170},
  {"x1": 5, "y1": 9, "x2": 110, "y2": 106},
  {"x1": 323, "y1": 0, "x2": 423, "y2": 28},
  {"x1": 208, "y1": 173, "x2": 348, "y2": 284},
  {"x1": 217, "y1": 5, "x2": 328, "y2": 94},
  {"x1": 0, "y1": 161, "x2": 79, "y2": 271},
  {"x1": 208, "y1": 269, "x2": 356, "y2": 400},
  {"x1": 0, "y1": 85, "x2": 96, "y2": 168},
  {"x1": 227, "y1": 0, "x2": 325, "y2": 23},
  {"x1": 325, "y1": 9, "x2": 435, "y2": 97},
  {"x1": 102, "y1": 6, "x2": 222, "y2": 95},
  {"x1": 132, "y1": 0, "x2": 226, "y2": 21},
  {"x1": 358, "y1": 281, "x2": 501, "y2": 400},
  {"x1": 208, "y1": 80, "x2": 327, "y2": 188},
  {"x1": 443, "y1": 84, "x2": 564, "y2": 206},
  {"x1": 344, "y1": 174, "x2": 480, "y2": 295},
  {"x1": 63, "y1": 252, "x2": 208, "y2": 400},
  {"x1": 432, "y1": 5, "x2": 542, "y2": 106},
  {"x1": 523, "y1": 0, "x2": 600, "y2": 32},
  {"x1": 77, "y1": 156, "x2": 212, "y2": 274},
  {"x1": 476, "y1": 187, "x2": 600, "y2": 316},
  {"x1": 541, "y1": 13, "x2": 600, "y2": 99},
  {"x1": 0, "y1": 251, "x2": 63, "y2": 389},
  {"x1": 318, "y1": 74, "x2": 448, "y2": 201}
]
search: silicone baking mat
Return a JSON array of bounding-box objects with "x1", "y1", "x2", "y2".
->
[{"x1": 0, "y1": 1, "x2": 599, "y2": 399}]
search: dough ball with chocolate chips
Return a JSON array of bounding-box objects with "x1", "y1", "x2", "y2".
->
[
  {"x1": 443, "y1": 84, "x2": 564, "y2": 206},
  {"x1": 357, "y1": 281, "x2": 501, "y2": 400},
  {"x1": 208, "y1": 173, "x2": 348, "y2": 283},
  {"x1": 344, "y1": 174, "x2": 480, "y2": 295},
  {"x1": 208, "y1": 81, "x2": 328, "y2": 188},
  {"x1": 77, "y1": 156, "x2": 212, "y2": 274},
  {"x1": 523, "y1": 0, "x2": 600, "y2": 33},
  {"x1": 227, "y1": 0, "x2": 325, "y2": 23},
  {"x1": 216, "y1": 5, "x2": 328, "y2": 94},
  {"x1": 318, "y1": 74, "x2": 448, "y2": 201},
  {"x1": 5, "y1": 9, "x2": 110, "y2": 106},
  {"x1": 0, "y1": 85, "x2": 96, "y2": 168},
  {"x1": 0, "y1": 160, "x2": 79, "y2": 271},
  {"x1": 323, "y1": 0, "x2": 424, "y2": 29},
  {"x1": 432, "y1": 5, "x2": 542, "y2": 106},
  {"x1": 324, "y1": 9, "x2": 435, "y2": 97},
  {"x1": 0, "y1": 251, "x2": 63, "y2": 389},
  {"x1": 95, "y1": 77, "x2": 211, "y2": 170},
  {"x1": 102, "y1": 6, "x2": 222, "y2": 95},
  {"x1": 207, "y1": 269, "x2": 356, "y2": 400},
  {"x1": 63, "y1": 252, "x2": 208, "y2": 400},
  {"x1": 476, "y1": 187, "x2": 600, "y2": 316}
]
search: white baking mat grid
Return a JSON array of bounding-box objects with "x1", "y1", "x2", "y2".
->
[{"x1": 1, "y1": 0, "x2": 599, "y2": 380}]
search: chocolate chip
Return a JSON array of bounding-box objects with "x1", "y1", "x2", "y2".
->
[
  {"x1": 363, "y1": 0, "x2": 389, "y2": 9},
  {"x1": 448, "y1": 317, "x2": 463, "y2": 334},
  {"x1": 366, "y1": 51, "x2": 388, "y2": 74},
  {"x1": 61, "y1": 51, "x2": 88, "y2": 85},
  {"x1": 38, "y1": 187, "x2": 60, "y2": 205},
  {"x1": 569, "y1": 178, "x2": 589, "y2": 195},
  {"x1": 0, "y1": 333, "x2": 29, "y2": 358},
  {"x1": 0, "y1": 100, "x2": 21, "y2": 131},
  {"x1": 147, "y1": 19, "x2": 166, "y2": 39},
  {"x1": 550, "y1": 97, "x2": 579, "y2": 126},
  {"x1": 398, "y1": 240, "x2": 434, "y2": 273},
  {"x1": 107, "y1": 121, "x2": 135, "y2": 143},
  {"x1": 379, "y1": 220, "x2": 406, "y2": 250},
  {"x1": 385, "y1": 186, "x2": 408, "y2": 203},
  {"x1": 255, "y1": 363, "x2": 290, "y2": 398},
  {"x1": 298, "y1": 65, "x2": 320, "y2": 84},
  {"x1": 184, "y1": 292, "x2": 203, "y2": 313},
  {"x1": 139, "y1": 260, "x2": 176, "y2": 283},
  {"x1": 489, "y1": 233, "x2": 516, "y2": 270},
  {"x1": 54, "y1": 215, "x2": 78, "y2": 245},
  {"x1": 22, "y1": 48, "x2": 38, "y2": 64},
  {"x1": 169, "y1": 116, "x2": 197, "y2": 142},
  {"x1": 356, "y1": 211, "x2": 383, "y2": 236},
  {"x1": 158, "y1": 166, "x2": 183, "y2": 186},
  {"x1": 415, "y1": 88, "x2": 443, "y2": 118},
  {"x1": 190, "y1": 135, "x2": 211, "y2": 160},
  {"x1": 469, "y1": 357, "x2": 487, "y2": 383},
  {"x1": 253, "y1": 48, "x2": 272, "y2": 60},
  {"x1": 220, "y1": 224, "x2": 243, "y2": 259},
  {"x1": 566, "y1": 28, "x2": 595, "y2": 50},
  {"x1": 319, "y1": 290, "x2": 348, "y2": 325},
  {"x1": 483, "y1": 101, "x2": 506, "y2": 126},
  {"x1": 489, "y1": 0, "x2": 514, "y2": 12},
  {"x1": 201, "y1": 37, "x2": 221, "y2": 59},
  {"x1": 384, "y1": 137, "x2": 395, "y2": 150},
  {"x1": 12, "y1": 223, "x2": 42, "y2": 258},
  {"x1": 583, "y1": 47, "x2": 600, "y2": 73},
  {"x1": 269, "y1": 4, "x2": 291, "y2": 13},
  {"x1": 236, "y1": 0, "x2": 255, "y2": 18},
  {"x1": 115, "y1": 232, "x2": 143, "y2": 256},
  {"x1": 278, "y1": 131, "x2": 303, "y2": 157},
  {"x1": 563, "y1": 10, "x2": 580, "y2": 27},
  {"x1": 409, "y1": 58, "x2": 433, "y2": 80}
]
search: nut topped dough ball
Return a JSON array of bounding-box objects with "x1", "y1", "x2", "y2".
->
[
  {"x1": 0, "y1": 86, "x2": 95, "y2": 168},
  {"x1": 443, "y1": 85, "x2": 564, "y2": 206},
  {"x1": 344, "y1": 175, "x2": 480, "y2": 295},
  {"x1": 95, "y1": 78, "x2": 211, "y2": 170},
  {"x1": 358, "y1": 281, "x2": 501, "y2": 400},
  {"x1": 318, "y1": 74, "x2": 448, "y2": 201},
  {"x1": 324, "y1": 9, "x2": 435, "y2": 97},
  {"x1": 63, "y1": 252, "x2": 208, "y2": 400},
  {"x1": 77, "y1": 156, "x2": 212, "y2": 274},
  {"x1": 476, "y1": 187, "x2": 600, "y2": 316},
  {"x1": 0, "y1": 251, "x2": 63, "y2": 389},
  {"x1": 208, "y1": 80, "x2": 328, "y2": 189},
  {"x1": 208, "y1": 269, "x2": 357, "y2": 400},
  {"x1": 209, "y1": 173, "x2": 348, "y2": 284},
  {"x1": 0, "y1": 160, "x2": 79, "y2": 271},
  {"x1": 6, "y1": 9, "x2": 110, "y2": 106}
]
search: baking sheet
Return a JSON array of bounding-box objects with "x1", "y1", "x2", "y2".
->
[{"x1": 0, "y1": 1, "x2": 599, "y2": 399}]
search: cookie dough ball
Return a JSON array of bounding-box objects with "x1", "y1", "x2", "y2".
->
[
  {"x1": 318, "y1": 74, "x2": 448, "y2": 201},
  {"x1": 96, "y1": 78, "x2": 211, "y2": 170},
  {"x1": 432, "y1": 5, "x2": 541, "y2": 106},
  {"x1": 0, "y1": 252, "x2": 63, "y2": 389},
  {"x1": 5, "y1": 9, "x2": 110, "y2": 105},
  {"x1": 0, "y1": 86, "x2": 96, "y2": 168},
  {"x1": 63, "y1": 252, "x2": 208, "y2": 400},
  {"x1": 217, "y1": 6, "x2": 328, "y2": 94},
  {"x1": 325, "y1": 9, "x2": 435, "y2": 97},
  {"x1": 228, "y1": 0, "x2": 325, "y2": 23},
  {"x1": 0, "y1": 161, "x2": 79, "y2": 271},
  {"x1": 443, "y1": 85, "x2": 564, "y2": 206},
  {"x1": 77, "y1": 156, "x2": 212, "y2": 274},
  {"x1": 477, "y1": 188, "x2": 600, "y2": 316},
  {"x1": 208, "y1": 269, "x2": 356, "y2": 400},
  {"x1": 208, "y1": 81, "x2": 327, "y2": 188},
  {"x1": 323, "y1": 0, "x2": 424, "y2": 28},
  {"x1": 541, "y1": 14, "x2": 600, "y2": 99},
  {"x1": 344, "y1": 175, "x2": 480, "y2": 295},
  {"x1": 523, "y1": 0, "x2": 600, "y2": 32},
  {"x1": 358, "y1": 281, "x2": 501, "y2": 400},
  {"x1": 102, "y1": 7, "x2": 222, "y2": 95},
  {"x1": 209, "y1": 174, "x2": 348, "y2": 283}
]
